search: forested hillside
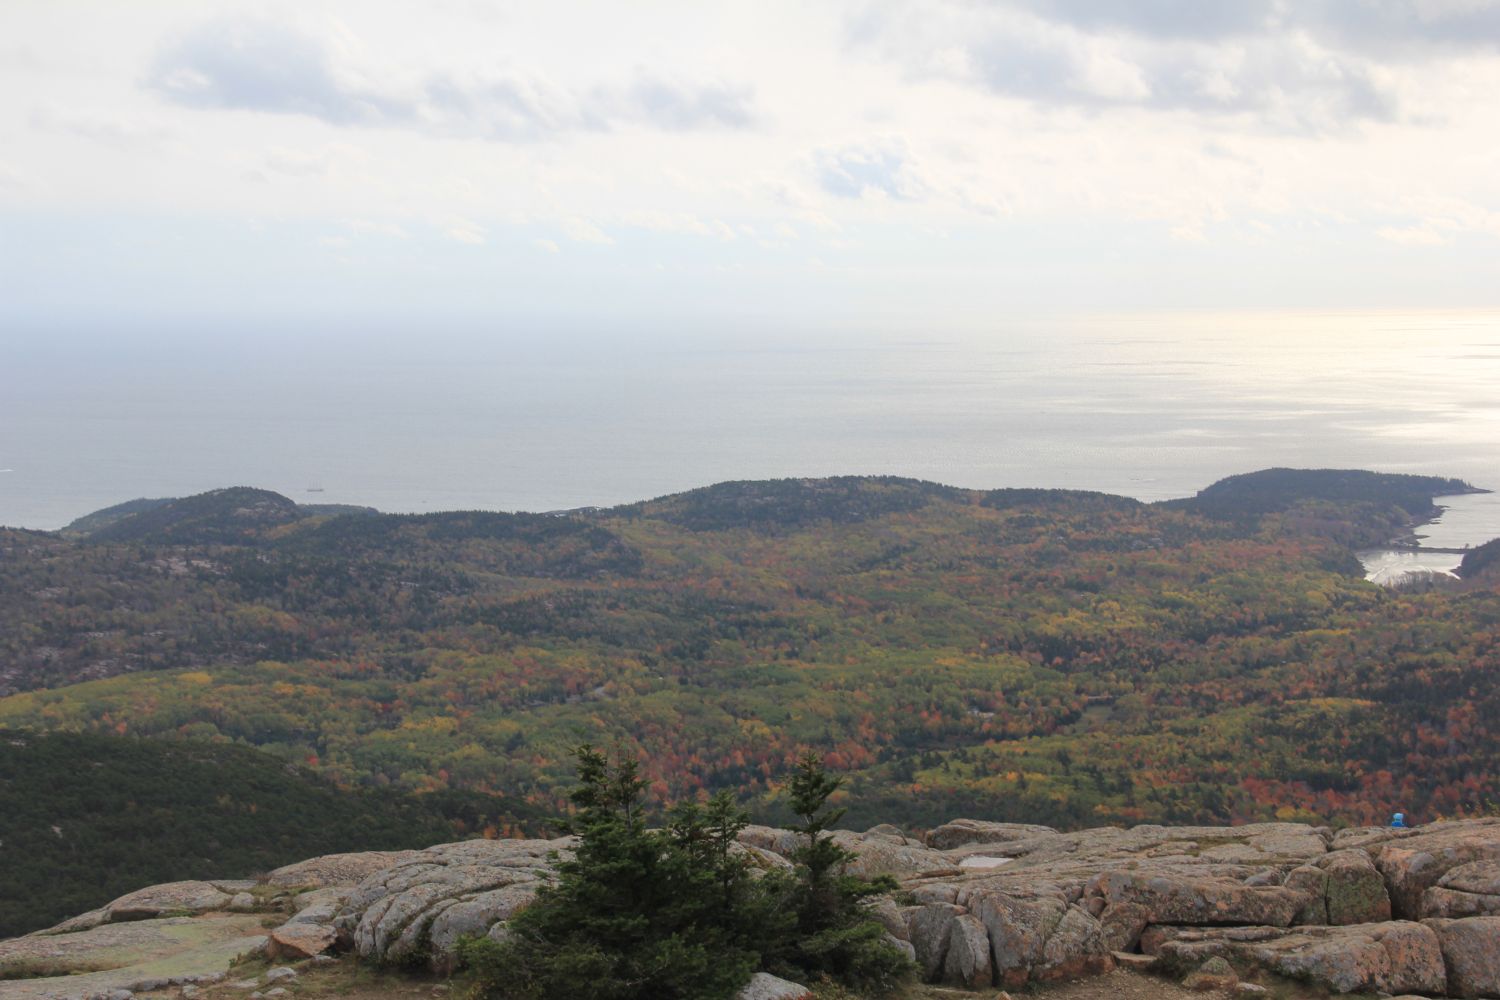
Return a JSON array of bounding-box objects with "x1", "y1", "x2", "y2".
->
[
  {"x1": 1, "y1": 471, "x2": 1497, "y2": 854},
  {"x1": 0, "y1": 730, "x2": 537, "y2": 937}
]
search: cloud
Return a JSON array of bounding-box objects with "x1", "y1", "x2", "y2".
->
[
  {"x1": 982, "y1": 1, "x2": 1500, "y2": 52},
  {"x1": 1009, "y1": 0, "x2": 1277, "y2": 41},
  {"x1": 846, "y1": 1, "x2": 1458, "y2": 129},
  {"x1": 623, "y1": 77, "x2": 755, "y2": 130},
  {"x1": 146, "y1": 15, "x2": 755, "y2": 140},
  {"x1": 148, "y1": 17, "x2": 407, "y2": 125},
  {"x1": 29, "y1": 106, "x2": 174, "y2": 147},
  {"x1": 816, "y1": 142, "x2": 928, "y2": 200},
  {"x1": 1298, "y1": 0, "x2": 1500, "y2": 54}
]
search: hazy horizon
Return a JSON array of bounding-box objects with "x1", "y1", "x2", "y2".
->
[
  {"x1": 4, "y1": 3, "x2": 1500, "y2": 531},
  {"x1": 5, "y1": 308, "x2": 1498, "y2": 532}
]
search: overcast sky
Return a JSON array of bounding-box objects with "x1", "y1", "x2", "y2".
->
[{"x1": 5, "y1": 0, "x2": 1500, "y2": 339}]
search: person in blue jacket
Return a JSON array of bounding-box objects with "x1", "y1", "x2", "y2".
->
[{"x1": 1390, "y1": 812, "x2": 1408, "y2": 828}]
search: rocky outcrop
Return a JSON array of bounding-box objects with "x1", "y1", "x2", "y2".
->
[
  {"x1": 1151, "y1": 922, "x2": 1447, "y2": 996},
  {"x1": 0, "y1": 914, "x2": 268, "y2": 1000},
  {"x1": 266, "y1": 851, "x2": 425, "y2": 889},
  {"x1": 9, "y1": 816, "x2": 1500, "y2": 998},
  {"x1": 332, "y1": 838, "x2": 568, "y2": 969},
  {"x1": 738, "y1": 824, "x2": 950, "y2": 878},
  {"x1": 1091, "y1": 871, "x2": 1307, "y2": 928},
  {"x1": 1371, "y1": 819, "x2": 1500, "y2": 919}
]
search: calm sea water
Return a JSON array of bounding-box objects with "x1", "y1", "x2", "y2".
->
[{"x1": 3, "y1": 310, "x2": 1499, "y2": 539}]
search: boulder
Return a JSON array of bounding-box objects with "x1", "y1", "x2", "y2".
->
[
  {"x1": 284, "y1": 887, "x2": 350, "y2": 926},
  {"x1": 1284, "y1": 866, "x2": 1328, "y2": 925},
  {"x1": 1092, "y1": 871, "x2": 1307, "y2": 928},
  {"x1": 102, "y1": 882, "x2": 232, "y2": 922},
  {"x1": 904, "y1": 903, "x2": 962, "y2": 980},
  {"x1": 1319, "y1": 850, "x2": 1391, "y2": 925},
  {"x1": 865, "y1": 897, "x2": 910, "y2": 941},
  {"x1": 1183, "y1": 955, "x2": 1238, "y2": 991},
  {"x1": 1422, "y1": 860, "x2": 1500, "y2": 919},
  {"x1": 1099, "y1": 900, "x2": 1151, "y2": 952},
  {"x1": 735, "y1": 973, "x2": 812, "y2": 1000},
  {"x1": 1425, "y1": 916, "x2": 1500, "y2": 999},
  {"x1": 967, "y1": 891, "x2": 1066, "y2": 988},
  {"x1": 925, "y1": 819, "x2": 1058, "y2": 851},
  {"x1": 942, "y1": 913, "x2": 992, "y2": 989},
  {"x1": 266, "y1": 921, "x2": 336, "y2": 960},
  {"x1": 1034, "y1": 906, "x2": 1114, "y2": 982},
  {"x1": 1156, "y1": 921, "x2": 1446, "y2": 996}
]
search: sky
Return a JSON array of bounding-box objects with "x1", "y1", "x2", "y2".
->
[{"x1": 5, "y1": 0, "x2": 1500, "y2": 339}]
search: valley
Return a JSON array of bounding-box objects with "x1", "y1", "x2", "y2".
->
[{"x1": 3, "y1": 469, "x2": 1500, "y2": 939}]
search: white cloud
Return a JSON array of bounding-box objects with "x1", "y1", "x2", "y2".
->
[
  {"x1": 815, "y1": 140, "x2": 929, "y2": 200},
  {"x1": 145, "y1": 14, "x2": 756, "y2": 140}
]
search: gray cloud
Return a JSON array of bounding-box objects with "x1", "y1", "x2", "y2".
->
[
  {"x1": 148, "y1": 18, "x2": 410, "y2": 125},
  {"x1": 1002, "y1": 0, "x2": 1500, "y2": 51},
  {"x1": 1011, "y1": 0, "x2": 1277, "y2": 40},
  {"x1": 849, "y1": 1, "x2": 1446, "y2": 129},
  {"x1": 146, "y1": 16, "x2": 754, "y2": 139},
  {"x1": 1297, "y1": 0, "x2": 1500, "y2": 53}
]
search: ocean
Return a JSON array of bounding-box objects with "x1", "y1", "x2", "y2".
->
[{"x1": 3, "y1": 309, "x2": 1499, "y2": 541}]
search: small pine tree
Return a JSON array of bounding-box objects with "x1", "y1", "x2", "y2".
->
[
  {"x1": 461, "y1": 748, "x2": 910, "y2": 999},
  {"x1": 767, "y1": 754, "x2": 912, "y2": 993},
  {"x1": 461, "y1": 745, "x2": 763, "y2": 1000}
]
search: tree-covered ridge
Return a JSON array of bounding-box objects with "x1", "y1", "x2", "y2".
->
[
  {"x1": 0, "y1": 471, "x2": 1497, "y2": 848},
  {"x1": 56, "y1": 496, "x2": 175, "y2": 539},
  {"x1": 0, "y1": 729, "x2": 538, "y2": 938},
  {"x1": 1459, "y1": 538, "x2": 1500, "y2": 581},
  {"x1": 58, "y1": 487, "x2": 380, "y2": 546},
  {"x1": 616, "y1": 476, "x2": 964, "y2": 532},
  {"x1": 1163, "y1": 468, "x2": 1483, "y2": 548}
]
